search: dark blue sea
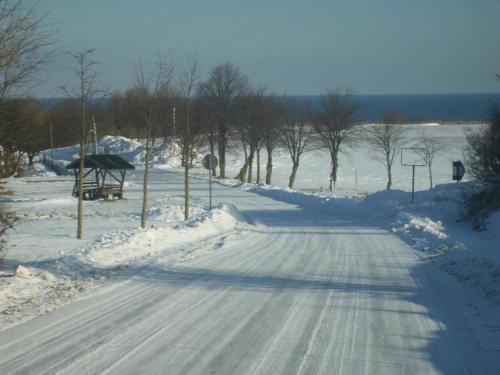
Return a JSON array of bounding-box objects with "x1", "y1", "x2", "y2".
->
[
  {"x1": 41, "y1": 93, "x2": 500, "y2": 122},
  {"x1": 297, "y1": 93, "x2": 500, "y2": 122}
]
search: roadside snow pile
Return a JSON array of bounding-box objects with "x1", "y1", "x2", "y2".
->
[
  {"x1": 0, "y1": 263, "x2": 102, "y2": 329},
  {"x1": 25, "y1": 160, "x2": 57, "y2": 177},
  {"x1": 396, "y1": 214, "x2": 448, "y2": 239},
  {"x1": 85, "y1": 204, "x2": 241, "y2": 267},
  {"x1": 40, "y1": 135, "x2": 196, "y2": 169},
  {"x1": 99, "y1": 135, "x2": 143, "y2": 155}
]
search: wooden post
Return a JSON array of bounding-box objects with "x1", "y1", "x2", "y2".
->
[{"x1": 92, "y1": 116, "x2": 98, "y2": 155}]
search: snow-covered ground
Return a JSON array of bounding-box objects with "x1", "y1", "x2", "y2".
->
[
  {"x1": 3, "y1": 123, "x2": 498, "y2": 327},
  {"x1": 41, "y1": 123, "x2": 479, "y2": 195},
  {"x1": 0, "y1": 123, "x2": 499, "y2": 373},
  {"x1": 234, "y1": 181, "x2": 500, "y2": 304},
  {"x1": 1, "y1": 169, "x2": 499, "y2": 374},
  {"x1": 214, "y1": 123, "x2": 480, "y2": 195}
]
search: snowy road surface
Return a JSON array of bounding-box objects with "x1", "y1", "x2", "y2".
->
[{"x1": 0, "y1": 171, "x2": 497, "y2": 374}]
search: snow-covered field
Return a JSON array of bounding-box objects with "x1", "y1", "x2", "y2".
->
[
  {"x1": 217, "y1": 123, "x2": 478, "y2": 195},
  {"x1": 42, "y1": 123, "x2": 478, "y2": 195},
  {"x1": 0, "y1": 123, "x2": 499, "y2": 373}
]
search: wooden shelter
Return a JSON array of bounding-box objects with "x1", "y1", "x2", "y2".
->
[{"x1": 66, "y1": 155, "x2": 135, "y2": 200}]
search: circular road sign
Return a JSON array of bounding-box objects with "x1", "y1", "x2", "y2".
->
[{"x1": 202, "y1": 154, "x2": 218, "y2": 170}]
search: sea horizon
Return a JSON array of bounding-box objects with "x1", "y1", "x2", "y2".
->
[{"x1": 37, "y1": 92, "x2": 500, "y2": 123}]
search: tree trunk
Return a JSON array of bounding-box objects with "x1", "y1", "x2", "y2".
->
[
  {"x1": 386, "y1": 165, "x2": 392, "y2": 190},
  {"x1": 27, "y1": 152, "x2": 35, "y2": 166},
  {"x1": 184, "y1": 145, "x2": 189, "y2": 220},
  {"x1": 265, "y1": 149, "x2": 273, "y2": 185},
  {"x1": 236, "y1": 160, "x2": 248, "y2": 182},
  {"x1": 77, "y1": 157, "x2": 84, "y2": 239},
  {"x1": 184, "y1": 115, "x2": 190, "y2": 221},
  {"x1": 12, "y1": 152, "x2": 23, "y2": 175},
  {"x1": 141, "y1": 136, "x2": 150, "y2": 229},
  {"x1": 209, "y1": 132, "x2": 216, "y2": 176},
  {"x1": 218, "y1": 127, "x2": 226, "y2": 178},
  {"x1": 289, "y1": 162, "x2": 299, "y2": 189},
  {"x1": 428, "y1": 164, "x2": 433, "y2": 189},
  {"x1": 247, "y1": 146, "x2": 255, "y2": 183},
  {"x1": 236, "y1": 144, "x2": 249, "y2": 182},
  {"x1": 386, "y1": 153, "x2": 392, "y2": 190},
  {"x1": 256, "y1": 148, "x2": 261, "y2": 184},
  {"x1": 329, "y1": 155, "x2": 338, "y2": 191}
]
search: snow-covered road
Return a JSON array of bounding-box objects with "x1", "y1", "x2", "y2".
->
[{"x1": 0, "y1": 171, "x2": 497, "y2": 374}]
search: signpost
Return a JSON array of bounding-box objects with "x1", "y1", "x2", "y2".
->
[
  {"x1": 401, "y1": 148, "x2": 427, "y2": 204},
  {"x1": 202, "y1": 154, "x2": 218, "y2": 209},
  {"x1": 452, "y1": 160, "x2": 465, "y2": 182}
]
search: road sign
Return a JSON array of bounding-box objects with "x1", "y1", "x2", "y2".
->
[
  {"x1": 452, "y1": 161, "x2": 465, "y2": 182},
  {"x1": 401, "y1": 147, "x2": 427, "y2": 166},
  {"x1": 202, "y1": 155, "x2": 218, "y2": 170},
  {"x1": 401, "y1": 148, "x2": 427, "y2": 204}
]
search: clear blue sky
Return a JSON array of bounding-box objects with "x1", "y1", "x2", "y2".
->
[{"x1": 33, "y1": 0, "x2": 500, "y2": 96}]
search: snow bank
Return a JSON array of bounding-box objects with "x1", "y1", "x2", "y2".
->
[
  {"x1": 86, "y1": 206, "x2": 238, "y2": 267},
  {"x1": 85, "y1": 204, "x2": 240, "y2": 267},
  {"x1": 0, "y1": 264, "x2": 101, "y2": 329},
  {"x1": 40, "y1": 135, "x2": 196, "y2": 169}
]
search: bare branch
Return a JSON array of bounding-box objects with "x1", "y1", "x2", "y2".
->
[{"x1": 0, "y1": 0, "x2": 57, "y2": 98}]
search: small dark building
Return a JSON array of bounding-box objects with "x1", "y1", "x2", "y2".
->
[{"x1": 66, "y1": 155, "x2": 135, "y2": 200}]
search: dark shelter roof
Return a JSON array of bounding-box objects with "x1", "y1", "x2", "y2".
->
[{"x1": 66, "y1": 154, "x2": 135, "y2": 170}]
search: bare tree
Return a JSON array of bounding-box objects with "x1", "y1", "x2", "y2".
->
[
  {"x1": 0, "y1": 1, "x2": 55, "y2": 99},
  {"x1": 178, "y1": 58, "x2": 200, "y2": 220},
  {"x1": 62, "y1": 49, "x2": 106, "y2": 239},
  {"x1": 0, "y1": 1, "x2": 54, "y2": 177},
  {"x1": 0, "y1": 202, "x2": 16, "y2": 267},
  {"x1": 364, "y1": 111, "x2": 407, "y2": 190},
  {"x1": 192, "y1": 93, "x2": 217, "y2": 174},
  {"x1": 282, "y1": 99, "x2": 313, "y2": 188},
  {"x1": 233, "y1": 94, "x2": 255, "y2": 183},
  {"x1": 233, "y1": 90, "x2": 266, "y2": 183},
  {"x1": 199, "y1": 63, "x2": 249, "y2": 178},
  {"x1": 312, "y1": 89, "x2": 358, "y2": 191},
  {"x1": 418, "y1": 129, "x2": 441, "y2": 188},
  {"x1": 132, "y1": 53, "x2": 175, "y2": 229},
  {"x1": 262, "y1": 95, "x2": 282, "y2": 185},
  {"x1": 0, "y1": 97, "x2": 43, "y2": 176}
]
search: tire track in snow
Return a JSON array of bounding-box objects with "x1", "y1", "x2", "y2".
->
[{"x1": 55, "y1": 232, "x2": 285, "y2": 375}]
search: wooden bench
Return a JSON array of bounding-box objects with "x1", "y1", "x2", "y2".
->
[
  {"x1": 101, "y1": 185, "x2": 123, "y2": 200},
  {"x1": 73, "y1": 182, "x2": 100, "y2": 200}
]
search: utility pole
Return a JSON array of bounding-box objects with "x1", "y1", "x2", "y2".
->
[
  {"x1": 411, "y1": 165, "x2": 416, "y2": 204},
  {"x1": 49, "y1": 122, "x2": 54, "y2": 169},
  {"x1": 92, "y1": 116, "x2": 98, "y2": 155},
  {"x1": 209, "y1": 152, "x2": 213, "y2": 210},
  {"x1": 172, "y1": 106, "x2": 176, "y2": 140},
  {"x1": 184, "y1": 107, "x2": 190, "y2": 221}
]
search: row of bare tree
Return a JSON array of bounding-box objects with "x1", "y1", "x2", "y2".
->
[{"x1": 40, "y1": 57, "x2": 441, "y2": 195}]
